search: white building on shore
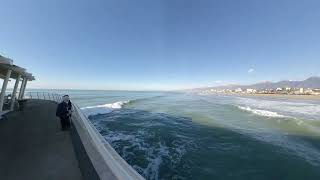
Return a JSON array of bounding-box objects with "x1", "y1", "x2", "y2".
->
[
  {"x1": 246, "y1": 89, "x2": 257, "y2": 93},
  {"x1": 235, "y1": 88, "x2": 243, "y2": 93}
]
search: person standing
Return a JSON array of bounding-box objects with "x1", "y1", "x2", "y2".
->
[{"x1": 56, "y1": 95, "x2": 72, "y2": 131}]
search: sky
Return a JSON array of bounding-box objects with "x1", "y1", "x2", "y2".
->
[{"x1": 1, "y1": 0, "x2": 320, "y2": 90}]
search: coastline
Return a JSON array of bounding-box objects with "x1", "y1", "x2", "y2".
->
[{"x1": 205, "y1": 93, "x2": 320, "y2": 100}]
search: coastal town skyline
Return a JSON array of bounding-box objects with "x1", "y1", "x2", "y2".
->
[
  {"x1": 196, "y1": 76, "x2": 320, "y2": 89},
  {"x1": 1, "y1": 0, "x2": 320, "y2": 90},
  {"x1": 197, "y1": 76, "x2": 320, "y2": 97}
]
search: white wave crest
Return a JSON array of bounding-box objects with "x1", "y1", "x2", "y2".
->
[
  {"x1": 237, "y1": 106, "x2": 288, "y2": 118},
  {"x1": 80, "y1": 100, "x2": 130, "y2": 117},
  {"x1": 235, "y1": 97, "x2": 320, "y2": 120}
]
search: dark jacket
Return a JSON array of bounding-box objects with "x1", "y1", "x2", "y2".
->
[
  {"x1": 56, "y1": 102, "x2": 69, "y2": 118},
  {"x1": 67, "y1": 100, "x2": 72, "y2": 111}
]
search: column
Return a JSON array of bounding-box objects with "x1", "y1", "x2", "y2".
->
[
  {"x1": 18, "y1": 78, "x2": 26, "y2": 100},
  {"x1": 21, "y1": 80, "x2": 28, "y2": 99},
  {"x1": 0, "y1": 69, "x2": 12, "y2": 111},
  {"x1": 10, "y1": 74, "x2": 21, "y2": 110}
]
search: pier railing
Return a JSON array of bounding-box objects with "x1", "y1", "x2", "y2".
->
[
  {"x1": 24, "y1": 91, "x2": 62, "y2": 103},
  {"x1": 23, "y1": 92, "x2": 145, "y2": 180}
]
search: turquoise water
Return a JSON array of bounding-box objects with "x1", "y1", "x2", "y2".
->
[{"x1": 26, "y1": 90, "x2": 320, "y2": 179}]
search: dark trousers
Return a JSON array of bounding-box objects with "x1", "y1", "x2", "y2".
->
[{"x1": 60, "y1": 116, "x2": 71, "y2": 130}]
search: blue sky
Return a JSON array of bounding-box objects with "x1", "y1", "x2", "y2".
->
[{"x1": 1, "y1": 0, "x2": 320, "y2": 90}]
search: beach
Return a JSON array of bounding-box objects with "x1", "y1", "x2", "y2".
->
[{"x1": 205, "y1": 92, "x2": 320, "y2": 100}]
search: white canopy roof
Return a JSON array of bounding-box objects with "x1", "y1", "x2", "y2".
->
[
  {"x1": 0, "y1": 55, "x2": 13, "y2": 66},
  {"x1": 0, "y1": 55, "x2": 35, "y2": 80}
]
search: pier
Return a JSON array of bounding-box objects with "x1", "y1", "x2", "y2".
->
[
  {"x1": 0, "y1": 55, "x2": 144, "y2": 180},
  {"x1": 0, "y1": 99, "x2": 83, "y2": 180}
]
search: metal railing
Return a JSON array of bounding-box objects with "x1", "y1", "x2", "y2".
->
[{"x1": 24, "y1": 92, "x2": 63, "y2": 103}]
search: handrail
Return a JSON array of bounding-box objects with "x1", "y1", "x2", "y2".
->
[
  {"x1": 25, "y1": 92, "x2": 145, "y2": 180},
  {"x1": 24, "y1": 92, "x2": 62, "y2": 102}
]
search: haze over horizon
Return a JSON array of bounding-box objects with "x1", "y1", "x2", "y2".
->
[
  {"x1": 1, "y1": 0, "x2": 320, "y2": 90},
  {"x1": 192, "y1": 76, "x2": 320, "y2": 90}
]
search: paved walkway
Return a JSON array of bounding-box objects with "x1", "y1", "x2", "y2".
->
[{"x1": 0, "y1": 100, "x2": 83, "y2": 180}]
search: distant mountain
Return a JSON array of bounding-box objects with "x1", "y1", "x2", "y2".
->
[{"x1": 198, "y1": 77, "x2": 320, "y2": 91}]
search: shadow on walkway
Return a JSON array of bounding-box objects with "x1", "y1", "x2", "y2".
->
[{"x1": 0, "y1": 99, "x2": 83, "y2": 180}]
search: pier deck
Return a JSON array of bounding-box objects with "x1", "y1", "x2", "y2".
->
[{"x1": 0, "y1": 99, "x2": 83, "y2": 180}]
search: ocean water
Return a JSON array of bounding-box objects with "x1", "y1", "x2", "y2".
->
[{"x1": 26, "y1": 90, "x2": 320, "y2": 180}]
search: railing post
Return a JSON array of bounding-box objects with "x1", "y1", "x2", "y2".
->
[{"x1": 29, "y1": 92, "x2": 32, "y2": 99}]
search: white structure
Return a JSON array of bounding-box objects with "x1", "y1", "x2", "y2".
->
[
  {"x1": 304, "y1": 88, "x2": 313, "y2": 94},
  {"x1": 246, "y1": 88, "x2": 257, "y2": 93},
  {"x1": 235, "y1": 88, "x2": 243, "y2": 93},
  {"x1": 0, "y1": 55, "x2": 35, "y2": 112},
  {"x1": 299, "y1": 88, "x2": 304, "y2": 94},
  {"x1": 312, "y1": 89, "x2": 320, "y2": 95}
]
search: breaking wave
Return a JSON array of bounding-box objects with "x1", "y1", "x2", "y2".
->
[
  {"x1": 235, "y1": 97, "x2": 320, "y2": 120},
  {"x1": 79, "y1": 95, "x2": 166, "y2": 117},
  {"x1": 237, "y1": 106, "x2": 289, "y2": 118},
  {"x1": 80, "y1": 100, "x2": 130, "y2": 117}
]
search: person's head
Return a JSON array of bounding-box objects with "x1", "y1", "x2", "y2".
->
[{"x1": 63, "y1": 95, "x2": 70, "y2": 103}]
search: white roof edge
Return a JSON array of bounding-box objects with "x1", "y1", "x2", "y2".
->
[
  {"x1": 11, "y1": 65, "x2": 27, "y2": 74},
  {"x1": 0, "y1": 55, "x2": 13, "y2": 65},
  {"x1": 24, "y1": 72, "x2": 35, "y2": 80},
  {"x1": 0, "y1": 55, "x2": 35, "y2": 80}
]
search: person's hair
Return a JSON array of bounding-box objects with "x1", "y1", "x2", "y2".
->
[{"x1": 63, "y1": 95, "x2": 69, "y2": 97}]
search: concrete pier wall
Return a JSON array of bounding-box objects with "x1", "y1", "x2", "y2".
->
[
  {"x1": 71, "y1": 104, "x2": 145, "y2": 180},
  {"x1": 70, "y1": 122, "x2": 100, "y2": 180}
]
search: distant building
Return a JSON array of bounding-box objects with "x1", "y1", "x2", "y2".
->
[
  {"x1": 293, "y1": 88, "x2": 304, "y2": 94},
  {"x1": 304, "y1": 88, "x2": 313, "y2": 95},
  {"x1": 285, "y1": 87, "x2": 292, "y2": 91},
  {"x1": 235, "y1": 88, "x2": 243, "y2": 93},
  {"x1": 246, "y1": 89, "x2": 256, "y2": 93},
  {"x1": 312, "y1": 89, "x2": 320, "y2": 95},
  {"x1": 268, "y1": 89, "x2": 276, "y2": 94},
  {"x1": 299, "y1": 88, "x2": 304, "y2": 94}
]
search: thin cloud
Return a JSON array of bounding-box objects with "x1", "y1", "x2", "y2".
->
[{"x1": 248, "y1": 68, "x2": 255, "y2": 73}]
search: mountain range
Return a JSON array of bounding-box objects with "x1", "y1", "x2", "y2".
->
[{"x1": 197, "y1": 77, "x2": 320, "y2": 91}]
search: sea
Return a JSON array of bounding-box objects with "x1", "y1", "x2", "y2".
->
[{"x1": 26, "y1": 90, "x2": 320, "y2": 180}]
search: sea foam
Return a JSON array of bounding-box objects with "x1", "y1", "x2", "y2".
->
[
  {"x1": 80, "y1": 100, "x2": 130, "y2": 117},
  {"x1": 235, "y1": 97, "x2": 320, "y2": 119},
  {"x1": 237, "y1": 106, "x2": 288, "y2": 118}
]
